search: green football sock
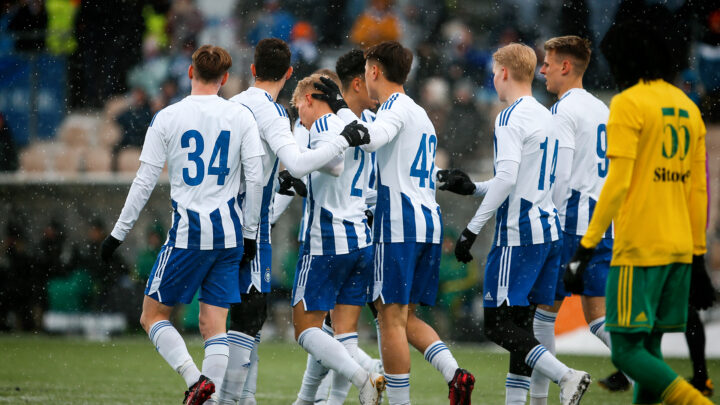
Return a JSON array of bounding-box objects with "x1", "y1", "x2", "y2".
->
[{"x1": 610, "y1": 332, "x2": 678, "y2": 403}]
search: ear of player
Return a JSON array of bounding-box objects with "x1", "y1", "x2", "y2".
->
[
  {"x1": 437, "y1": 169, "x2": 476, "y2": 195},
  {"x1": 455, "y1": 228, "x2": 477, "y2": 264},
  {"x1": 340, "y1": 121, "x2": 370, "y2": 147},
  {"x1": 278, "y1": 169, "x2": 308, "y2": 197},
  {"x1": 311, "y1": 76, "x2": 348, "y2": 113},
  {"x1": 564, "y1": 245, "x2": 595, "y2": 294},
  {"x1": 100, "y1": 235, "x2": 122, "y2": 262}
]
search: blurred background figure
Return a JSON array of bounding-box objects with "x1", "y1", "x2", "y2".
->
[{"x1": 350, "y1": 0, "x2": 401, "y2": 48}]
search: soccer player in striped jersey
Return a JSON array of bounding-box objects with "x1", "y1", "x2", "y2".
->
[
  {"x1": 290, "y1": 57, "x2": 383, "y2": 405},
  {"x1": 289, "y1": 73, "x2": 384, "y2": 405},
  {"x1": 439, "y1": 43, "x2": 590, "y2": 405},
  {"x1": 528, "y1": 36, "x2": 616, "y2": 404},
  {"x1": 100, "y1": 45, "x2": 264, "y2": 405},
  {"x1": 217, "y1": 40, "x2": 369, "y2": 405},
  {"x1": 313, "y1": 41, "x2": 474, "y2": 405}
]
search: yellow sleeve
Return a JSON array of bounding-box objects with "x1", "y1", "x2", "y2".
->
[
  {"x1": 606, "y1": 92, "x2": 643, "y2": 160},
  {"x1": 689, "y1": 119, "x2": 707, "y2": 255},
  {"x1": 581, "y1": 157, "x2": 634, "y2": 248}
]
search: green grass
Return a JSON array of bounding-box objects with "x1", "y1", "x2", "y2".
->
[{"x1": 0, "y1": 334, "x2": 718, "y2": 404}]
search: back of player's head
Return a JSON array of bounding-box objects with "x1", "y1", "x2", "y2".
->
[
  {"x1": 313, "y1": 68, "x2": 341, "y2": 87},
  {"x1": 544, "y1": 36, "x2": 591, "y2": 74},
  {"x1": 192, "y1": 45, "x2": 232, "y2": 83},
  {"x1": 291, "y1": 73, "x2": 336, "y2": 107},
  {"x1": 336, "y1": 49, "x2": 366, "y2": 90},
  {"x1": 365, "y1": 41, "x2": 413, "y2": 85},
  {"x1": 254, "y1": 38, "x2": 292, "y2": 81},
  {"x1": 493, "y1": 43, "x2": 536, "y2": 83},
  {"x1": 600, "y1": 17, "x2": 675, "y2": 90}
]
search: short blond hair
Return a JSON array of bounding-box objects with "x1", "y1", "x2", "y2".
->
[
  {"x1": 493, "y1": 43, "x2": 537, "y2": 83},
  {"x1": 544, "y1": 35, "x2": 592, "y2": 73},
  {"x1": 291, "y1": 73, "x2": 341, "y2": 107}
]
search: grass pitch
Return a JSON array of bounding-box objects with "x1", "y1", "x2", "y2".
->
[{"x1": 0, "y1": 334, "x2": 717, "y2": 404}]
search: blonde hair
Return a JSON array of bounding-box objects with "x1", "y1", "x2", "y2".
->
[
  {"x1": 291, "y1": 73, "x2": 340, "y2": 107},
  {"x1": 544, "y1": 35, "x2": 592, "y2": 73},
  {"x1": 493, "y1": 43, "x2": 537, "y2": 83}
]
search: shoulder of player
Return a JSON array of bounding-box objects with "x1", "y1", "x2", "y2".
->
[
  {"x1": 361, "y1": 109, "x2": 377, "y2": 122},
  {"x1": 311, "y1": 113, "x2": 339, "y2": 136},
  {"x1": 496, "y1": 97, "x2": 542, "y2": 128},
  {"x1": 377, "y1": 92, "x2": 410, "y2": 113}
]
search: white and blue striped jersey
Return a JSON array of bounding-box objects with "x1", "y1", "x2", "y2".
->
[
  {"x1": 371, "y1": 93, "x2": 442, "y2": 244},
  {"x1": 551, "y1": 88, "x2": 613, "y2": 238},
  {"x1": 296, "y1": 110, "x2": 377, "y2": 243},
  {"x1": 230, "y1": 87, "x2": 294, "y2": 245},
  {"x1": 293, "y1": 117, "x2": 311, "y2": 243},
  {"x1": 492, "y1": 96, "x2": 561, "y2": 246},
  {"x1": 139, "y1": 95, "x2": 264, "y2": 249},
  {"x1": 304, "y1": 113, "x2": 373, "y2": 255}
]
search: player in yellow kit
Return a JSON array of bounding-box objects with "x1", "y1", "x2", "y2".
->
[{"x1": 564, "y1": 19, "x2": 713, "y2": 405}]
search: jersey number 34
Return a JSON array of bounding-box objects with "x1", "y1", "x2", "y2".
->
[{"x1": 181, "y1": 130, "x2": 231, "y2": 186}]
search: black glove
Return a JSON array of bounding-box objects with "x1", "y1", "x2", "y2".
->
[
  {"x1": 454, "y1": 228, "x2": 477, "y2": 263},
  {"x1": 311, "y1": 76, "x2": 348, "y2": 113},
  {"x1": 340, "y1": 121, "x2": 370, "y2": 147},
  {"x1": 563, "y1": 245, "x2": 595, "y2": 294},
  {"x1": 278, "y1": 170, "x2": 308, "y2": 198},
  {"x1": 365, "y1": 209, "x2": 374, "y2": 228},
  {"x1": 689, "y1": 254, "x2": 716, "y2": 310},
  {"x1": 437, "y1": 169, "x2": 476, "y2": 195},
  {"x1": 240, "y1": 238, "x2": 257, "y2": 266},
  {"x1": 100, "y1": 235, "x2": 122, "y2": 262}
]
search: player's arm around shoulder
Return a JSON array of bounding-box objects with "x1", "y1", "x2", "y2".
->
[{"x1": 309, "y1": 116, "x2": 347, "y2": 177}]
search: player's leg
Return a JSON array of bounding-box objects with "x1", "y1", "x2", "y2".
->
[
  {"x1": 141, "y1": 246, "x2": 223, "y2": 397},
  {"x1": 141, "y1": 296, "x2": 202, "y2": 388},
  {"x1": 581, "y1": 236, "x2": 614, "y2": 348},
  {"x1": 685, "y1": 306, "x2": 713, "y2": 396},
  {"x1": 218, "y1": 286, "x2": 267, "y2": 404},
  {"x1": 606, "y1": 263, "x2": 711, "y2": 404},
  {"x1": 237, "y1": 332, "x2": 261, "y2": 405},
  {"x1": 327, "y1": 304, "x2": 364, "y2": 405},
  {"x1": 293, "y1": 252, "x2": 382, "y2": 405},
  {"x1": 529, "y1": 300, "x2": 562, "y2": 405}
]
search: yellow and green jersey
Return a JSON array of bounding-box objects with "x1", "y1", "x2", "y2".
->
[{"x1": 602, "y1": 79, "x2": 707, "y2": 266}]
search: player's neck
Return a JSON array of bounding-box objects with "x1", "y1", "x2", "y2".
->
[
  {"x1": 254, "y1": 79, "x2": 284, "y2": 101},
  {"x1": 557, "y1": 77, "x2": 584, "y2": 98},
  {"x1": 190, "y1": 80, "x2": 221, "y2": 96},
  {"x1": 377, "y1": 83, "x2": 404, "y2": 104},
  {"x1": 344, "y1": 93, "x2": 364, "y2": 117},
  {"x1": 312, "y1": 105, "x2": 334, "y2": 123},
  {"x1": 504, "y1": 84, "x2": 532, "y2": 104}
]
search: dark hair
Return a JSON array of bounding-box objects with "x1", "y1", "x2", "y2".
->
[
  {"x1": 191, "y1": 45, "x2": 232, "y2": 82},
  {"x1": 544, "y1": 36, "x2": 592, "y2": 73},
  {"x1": 254, "y1": 38, "x2": 292, "y2": 81},
  {"x1": 336, "y1": 49, "x2": 366, "y2": 90},
  {"x1": 364, "y1": 41, "x2": 413, "y2": 85},
  {"x1": 600, "y1": 12, "x2": 677, "y2": 90}
]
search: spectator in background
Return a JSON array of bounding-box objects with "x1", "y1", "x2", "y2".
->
[
  {"x1": 442, "y1": 21, "x2": 492, "y2": 87},
  {"x1": 3, "y1": 219, "x2": 41, "y2": 330},
  {"x1": 127, "y1": 37, "x2": 171, "y2": 100},
  {"x1": 350, "y1": 0, "x2": 401, "y2": 48},
  {"x1": 444, "y1": 80, "x2": 486, "y2": 167},
  {"x1": 134, "y1": 223, "x2": 164, "y2": 283},
  {"x1": 67, "y1": 219, "x2": 127, "y2": 312},
  {"x1": 115, "y1": 87, "x2": 152, "y2": 152},
  {"x1": 247, "y1": 0, "x2": 296, "y2": 45},
  {"x1": 33, "y1": 219, "x2": 68, "y2": 323},
  {"x1": 0, "y1": 113, "x2": 18, "y2": 172},
  {"x1": 168, "y1": 38, "x2": 195, "y2": 96},
  {"x1": 7, "y1": 0, "x2": 47, "y2": 53},
  {"x1": 698, "y1": 4, "x2": 720, "y2": 121},
  {"x1": 166, "y1": 0, "x2": 204, "y2": 51}
]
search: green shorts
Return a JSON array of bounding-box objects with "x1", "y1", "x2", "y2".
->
[{"x1": 605, "y1": 263, "x2": 690, "y2": 333}]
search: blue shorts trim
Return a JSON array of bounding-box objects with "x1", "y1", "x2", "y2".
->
[
  {"x1": 372, "y1": 242, "x2": 441, "y2": 306},
  {"x1": 483, "y1": 240, "x2": 562, "y2": 308},
  {"x1": 555, "y1": 233, "x2": 613, "y2": 299},
  {"x1": 239, "y1": 242, "x2": 272, "y2": 293},
  {"x1": 292, "y1": 246, "x2": 374, "y2": 311},
  {"x1": 145, "y1": 245, "x2": 243, "y2": 308}
]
